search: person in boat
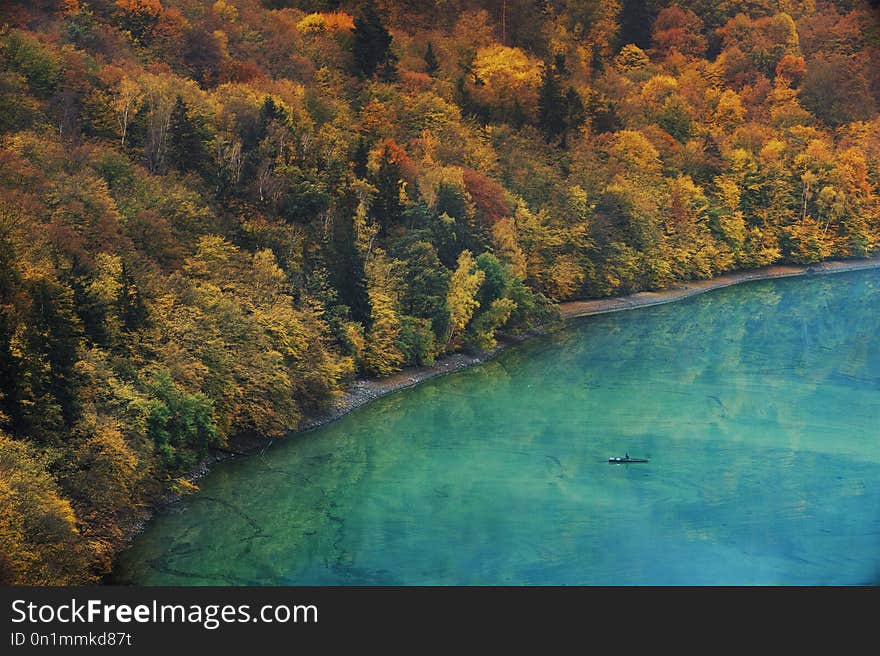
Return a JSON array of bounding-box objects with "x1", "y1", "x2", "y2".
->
[{"x1": 625, "y1": 452, "x2": 629, "y2": 459}]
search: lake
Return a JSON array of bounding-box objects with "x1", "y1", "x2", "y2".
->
[{"x1": 113, "y1": 269, "x2": 880, "y2": 585}]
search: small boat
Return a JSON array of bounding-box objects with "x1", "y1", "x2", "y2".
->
[{"x1": 609, "y1": 455, "x2": 649, "y2": 463}]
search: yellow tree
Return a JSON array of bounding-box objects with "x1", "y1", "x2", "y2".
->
[
  {"x1": 588, "y1": 0, "x2": 622, "y2": 61},
  {"x1": 492, "y1": 217, "x2": 527, "y2": 280},
  {"x1": 665, "y1": 175, "x2": 730, "y2": 278},
  {"x1": 711, "y1": 173, "x2": 748, "y2": 262},
  {"x1": 446, "y1": 250, "x2": 485, "y2": 348},
  {"x1": 822, "y1": 147, "x2": 878, "y2": 257},
  {"x1": 713, "y1": 89, "x2": 745, "y2": 133},
  {"x1": 115, "y1": 0, "x2": 164, "y2": 44},
  {"x1": 469, "y1": 298, "x2": 516, "y2": 350},
  {"x1": 109, "y1": 75, "x2": 143, "y2": 150},
  {"x1": 362, "y1": 288, "x2": 404, "y2": 376},
  {"x1": 471, "y1": 44, "x2": 543, "y2": 121},
  {"x1": 607, "y1": 129, "x2": 663, "y2": 179},
  {"x1": 362, "y1": 249, "x2": 403, "y2": 376},
  {"x1": 0, "y1": 432, "x2": 89, "y2": 584},
  {"x1": 614, "y1": 44, "x2": 651, "y2": 79}
]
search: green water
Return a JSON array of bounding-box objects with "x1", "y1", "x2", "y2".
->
[{"x1": 114, "y1": 269, "x2": 880, "y2": 585}]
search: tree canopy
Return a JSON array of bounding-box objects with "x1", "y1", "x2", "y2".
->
[{"x1": 0, "y1": 0, "x2": 878, "y2": 583}]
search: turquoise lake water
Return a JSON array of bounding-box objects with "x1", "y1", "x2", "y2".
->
[{"x1": 113, "y1": 269, "x2": 880, "y2": 585}]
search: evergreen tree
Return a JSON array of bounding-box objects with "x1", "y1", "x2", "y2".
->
[
  {"x1": 167, "y1": 95, "x2": 204, "y2": 173},
  {"x1": 564, "y1": 86, "x2": 586, "y2": 134},
  {"x1": 325, "y1": 188, "x2": 372, "y2": 328},
  {"x1": 330, "y1": 209, "x2": 372, "y2": 328},
  {"x1": 118, "y1": 262, "x2": 148, "y2": 332},
  {"x1": 424, "y1": 41, "x2": 439, "y2": 76},
  {"x1": 537, "y1": 56, "x2": 585, "y2": 147},
  {"x1": 353, "y1": 136, "x2": 369, "y2": 179},
  {"x1": 0, "y1": 238, "x2": 21, "y2": 431},
  {"x1": 509, "y1": 98, "x2": 527, "y2": 128},
  {"x1": 398, "y1": 241, "x2": 450, "y2": 321},
  {"x1": 351, "y1": 1, "x2": 395, "y2": 78},
  {"x1": 371, "y1": 145, "x2": 403, "y2": 237},
  {"x1": 554, "y1": 52, "x2": 568, "y2": 75},
  {"x1": 24, "y1": 276, "x2": 82, "y2": 435},
  {"x1": 475, "y1": 252, "x2": 508, "y2": 311},
  {"x1": 538, "y1": 66, "x2": 567, "y2": 142},
  {"x1": 454, "y1": 76, "x2": 480, "y2": 120},
  {"x1": 259, "y1": 95, "x2": 285, "y2": 128},
  {"x1": 617, "y1": 0, "x2": 659, "y2": 50}
]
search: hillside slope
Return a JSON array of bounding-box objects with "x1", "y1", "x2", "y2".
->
[{"x1": 1, "y1": 0, "x2": 879, "y2": 583}]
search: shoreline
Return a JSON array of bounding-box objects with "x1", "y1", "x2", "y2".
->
[
  {"x1": 557, "y1": 256, "x2": 880, "y2": 320},
  {"x1": 116, "y1": 255, "x2": 880, "y2": 577},
  {"x1": 187, "y1": 255, "x2": 880, "y2": 472},
  {"x1": 285, "y1": 255, "x2": 880, "y2": 446}
]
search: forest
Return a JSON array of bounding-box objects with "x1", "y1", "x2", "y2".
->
[{"x1": 0, "y1": 0, "x2": 878, "y2": 584}]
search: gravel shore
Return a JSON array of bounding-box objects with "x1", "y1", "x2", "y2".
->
[
  {"x1": 558, "y1": 256, "x2": 880, "y2": 320},
  {"x1": 292, "y1": 256, "x2": 880, "y2": 441},
  {"x1": 115, "y1": 255, "x2": 880, "y2": 576},
  {"x1": 178, "y1": 257, "x2": 880, "y2": 487}
]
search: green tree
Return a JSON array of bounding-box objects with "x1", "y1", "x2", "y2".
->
[
  {"x1": 330, "y1": 202, "x2": 373, "y2": 327},
  {"x1": 0, "y1": 30, "x2": 61, "y2": 99},
  {"x1": 475, "y1": 252, "x2": 508, "y2": 311},
  {"x1": 21, "y1": 274, "x2": 83, "y2": 438},
  {"x1": 424, "y1": 41, "x2": 439, "y2": 76},
  {"x1": 617, "y1": 0, "x2": 660, "y2": 50},
  {"x1": 468, "y1": 297, "x2": 516, "y2": 350},
  {"x1": 657, "y1": 95, "x2": 693, "y2": 143},
  {"x1": 117, "y1": 262, "x2": 148, "y2": 332},
  {"x1": 537, "y1": 65, "x2": 567, "y2": 143},
  {"x1": 0, "y1": 222, "x2": 22, "y2": 431},
  {"x1": 147, "y1": 370, "x2": 217, "y2": 469},
  {"x1": 397, "y1": 240, "x2": 450, "y2": 340},
  {"x1": 351, "y1": 1, "x2": 396, "y2": 78},
  {"x1": 371, "y1": 144, "x2": 404, "y2": 237},
  {"x1": 396, "y1": 316, "x2": 436, "y2": 366},
  {"x1": 353, "y1": 136, "x2": 369, "y2": 179},
  {"x1": 167, "y1": 95, "x2": 206, "y2": 174}
]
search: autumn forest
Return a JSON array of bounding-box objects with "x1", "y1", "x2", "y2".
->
[{"x1": 0, "y1": 0, "x2": 878, "y2": 584}]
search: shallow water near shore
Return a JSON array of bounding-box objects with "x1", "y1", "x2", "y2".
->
[{"x1": 114, "y1": 269, "x2": 880, "y2": 585}]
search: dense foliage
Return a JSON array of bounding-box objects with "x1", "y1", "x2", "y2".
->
[{"x1": 1, "y1": 0, "x2": 878, "y2": 583}]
